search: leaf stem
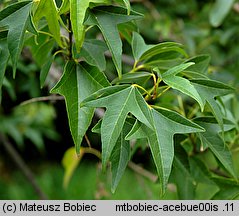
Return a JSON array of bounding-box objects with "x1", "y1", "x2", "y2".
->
[
  {"x1": 132, "y1": 84, "x2": 151, "y2": 97},
  {"x1": 82, "y1": 147, "x2": 102, "y2": 160},
  {"x1": 129, "y1": 64, "x2": 144, "y2": 73},
  {"x1": 157, "y1": 86, "x2": 171, "y2": 98}
]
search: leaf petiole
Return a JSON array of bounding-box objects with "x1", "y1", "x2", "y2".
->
[
  {"x1": 157, "y1": 86, "x2": 171, "y2": 98},
  {"x1": 132, "y1": 84, "x2": 151, "y2": 98}
]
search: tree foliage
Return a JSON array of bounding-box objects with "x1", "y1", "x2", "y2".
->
[{"x1": 0, "y1": 0, "x2": 238, "y2": 199}]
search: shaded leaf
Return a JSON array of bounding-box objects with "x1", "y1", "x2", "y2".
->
[
  {"x1": 112, "y1": 71, "x2": 151, "y2": 84},
  {"x1": 209, "y1": 0, "x2": 234, "y2": 27},
  {"x1": 0, "y1": 37, "x2": 9, "y2": 100},
  {"x1": 59, "y1": 0, "x2": 70, "y2": 15},
  {"x1": 194, "y1": 117, "x2": 236, "y2": 178},
  {"x1": 184, "y1": 55, "x2": 211, "y2": 75},
  {"x1": 85, "y1": 6, "x2": 142, "y2": 78},
  {"x1": 0, "y1": 1, "x2": 32, "y2": 77},
  {"x1": 40, "y1": 56, "x2": 54, "y2": 88},
  {"x1": 126, "y1": 107, "x2": 204, "y2": 195},
  {"x1": 76, "y1": 39, "x2": 107, "y2": 71},
  {"x1": 51, "y1": 62, "x2": 110, "y2": 152},
  {"x1": 211, "y1": 177, "x2": 239, "y2": 200},
  {"x1": 81, "y1": 85, "x2": 153, "y2": 169}
]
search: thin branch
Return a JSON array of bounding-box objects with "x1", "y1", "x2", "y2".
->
[
  {"x1": 0, "y1": 133, "x2": 48, "y2": 200},
  {"x1": 20, "y1": 95, "x2": 64, "y2": 106},
  {"x1": 128, "y1": 161, "x2": 158, "y2": 182}
]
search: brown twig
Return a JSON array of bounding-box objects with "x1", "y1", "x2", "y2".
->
[
  {"x1": 20, "y1": 95, "x2": 64, "y2": 106},
  {"x1": 128, "y1": 161, "x2": 158, "y2": 182},
  {"x1": 0, "y1": 133, "x2": 48, "y2": 200}
]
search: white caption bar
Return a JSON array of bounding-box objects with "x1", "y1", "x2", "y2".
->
[{"x1": 0, "y1": 201, "x2": 238, "y2": 216}]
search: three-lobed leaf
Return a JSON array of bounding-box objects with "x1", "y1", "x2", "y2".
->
[
  {"x1": 126, "y1": 107, "x2": 204, "y2": 195},
  {"x1": 51, "y1": 62, "x2": 110, "y2": 153},
  {"x1": 191, "y1": 79, "x2": 234, "y2": 130},
  {"x1": 81, "y1": 85, "x2": 153, "y2": 169}
]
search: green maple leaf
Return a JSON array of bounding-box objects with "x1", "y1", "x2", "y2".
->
[
  {"x1": 160, "y1": 63, "x2": 205, "y2": 111},
  {"x1": 0, "y1": 1, "x2": 32, "y2": 77},
  {"x1": 132, "y1": 32, "x2": 187, "y2": 64},
  {"x1": 51, "y1": 61, "x2": 110, "y2": 152},
  {"x1": 85, "y1": 6, "x2": 142, "y2": 78},
  {"x1": 81, "y1": 85, "x2": 153, "y2": 169},
  {"x1": 191, "y1": 79, "x2": 234, "y2": 130},
  {"x1": 126, "y1": 108, "x2": 204, "y2": 195},
  {"x1": 194, "y1": 117, "x2": 236, "y2": 179}
]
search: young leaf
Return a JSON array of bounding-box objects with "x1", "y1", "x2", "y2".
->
[
  {"x1": 85, "y1": 6, "x2": 142, "y2": 78},
  {"x1": 126, "y1": 108, "x2": 204, "y2": 195},
  {"x1": 76, "y1": 39, "x2": 107, "y2": 71},
  {"x1": 194, "y1": 117, "x2": 236, "y2": 179},
  {"x1": 0, "y1": 1, "x2": 32, "y2": 77},
  {"x1": 33, "y1": 0, "x2": 63, "y2": 47},
  {"x1": 132, "y1": 32, "x2": 187, "y2": 63},
  {"x1": 132, "y1": 32, "x2": 153, "y2": 62},
  {"x1": 62, "y1": 147, "x2": 81, "y2": 189},
  {"x1": 59, "y1": 0, "x2": 70, "y2": 15},
  {"x1": 191, "y1": 79, "x2": 234, "y2": 130},
  {"x1": 160, "y1": 63, "x2": 204, "y2": 111},
  {"x1": 51, "y1": 62, "x2": 110, "y2": 153},
  {"x1": 81, "y1": 85, "x2": 153, "y2": 169},
  {"x1": 70, "y1": 0, "x2": 109, "y2": 53}
]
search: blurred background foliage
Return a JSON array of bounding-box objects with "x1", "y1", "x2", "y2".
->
[{"x1": 0, "y1": 0, "x2": 239, "y2": 199}]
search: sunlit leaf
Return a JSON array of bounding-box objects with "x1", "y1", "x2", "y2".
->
[{"x1": 81, "y1": 85, "x2": 153, "y2": 169}]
